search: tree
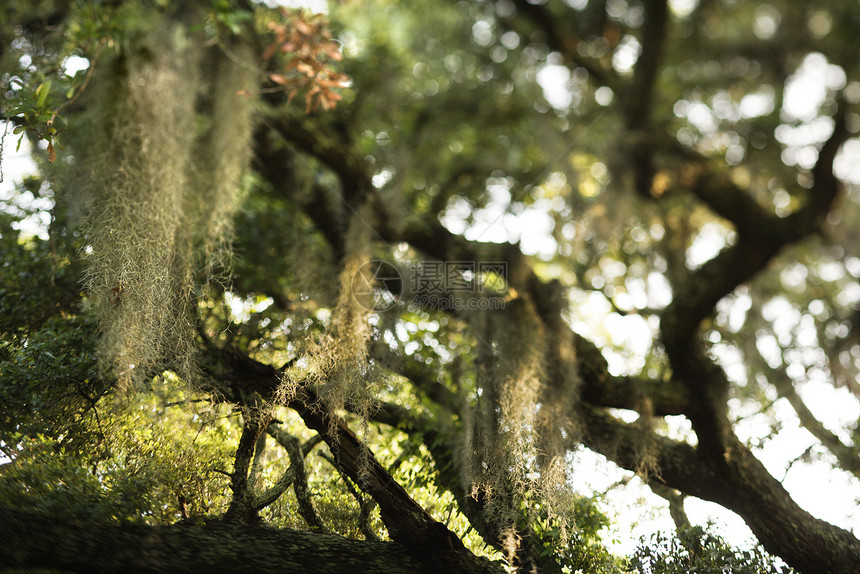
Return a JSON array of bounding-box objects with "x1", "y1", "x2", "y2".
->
[{"x1": 1, "y1": 0, "x2": 859, "y2": 572}]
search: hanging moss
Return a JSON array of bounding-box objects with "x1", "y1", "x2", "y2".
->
[
  {"x1": 64, "y1": 12, "x2": 259, "y2": 391},
  {"x1": 281, "y1": 203, "x2": 377, "y2": 413},
  {"x1": 456, "y1": 284, "x2": 590, "y2": 551},
  {"x1": 82, "y1": 23, "x2": 200, "y2": 391},
  {"x1": 463, "y1": 296, "x2": 578, "y2": 530},
  {"x1": 186, "y1": 40, "x2": 260, "y2": 287}
]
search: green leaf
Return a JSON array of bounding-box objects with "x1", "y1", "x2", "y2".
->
[{"x1": 36, "y1": 81, "x2": 52, "y2": 108}]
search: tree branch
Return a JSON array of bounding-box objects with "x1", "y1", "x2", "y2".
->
[
  {"x1": 225, "y1": 411, "x2": 272, "y2": 523},
  {"x1": 0, "y1": 506, "x2": 502, "y2": 574},
  {"x1": 506, "y1": 0, "x2": 617, "y2": 89},
  {"x1": 278, "y1": 427, "x2": 327, "y2": 531},
  {"x1": 249, "y1": 457, "x2": 297, "y2": 513},
  {"x1": 575, "y1": 333, "x2": 686, "y2": 416},
  {"x1": 246, "y1": 429, "x2": 268, "y2": 493},
  {"x1": 625, "y1": 0, "x2": 669, "y2": 198},
  {"x1": 579, "y1": 405, "x2": 860, "y2": 574},
  {"x1": 648, "y1": 482, "x2": 693, "y2": 534},
  {"x1": 255, "y1": 82, "x2": 860, "y2": 574},
  {"x1": 660, "y1": 99, "x2": 851, "y2": 454},
  {"x1": 767, "y1": 364, "x2": 860, "y2": 480},
  {"x1": 625, "y1": 0, "x2": 669, "y2": 128},
  {"x1": 319, "y1": 451, "x2": 381, "y2": 542},
  {"x1": 213, "y1": 347, "x2": 483, "y2": 568},
  {"x1": 262, "y1": 114, "x2": 372, "y2": 209}
]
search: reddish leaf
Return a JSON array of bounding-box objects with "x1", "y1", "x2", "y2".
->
[{"x1": 269, "y1": 73, "x2": 290, "y2": 85}]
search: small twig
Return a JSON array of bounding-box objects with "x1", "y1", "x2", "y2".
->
[
  {"x1": 319, "y1": 451, "x2": 380, "y2": 541},
  {"x1": 0, "y1": 120, "x2": 8, "y2": 183},
  {"x1": 162, "y1": 398, "x2": 211, "y2": 408},
  {"x1": 782, "y1": 445, "x2": 815, "y2": 482},
  {"x1": 48, "y1": 43, "x2": 104, "y2": 128},
  {"x1": 264, "y1": 424, "x2": 326, "y2": 529}
]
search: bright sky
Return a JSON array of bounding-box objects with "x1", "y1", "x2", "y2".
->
[
  {"x1": 0, "y1": 127, "x2": 45, "y2": 238},
  {"x1": 269, "y1": 0, "x2": 327, "y2": 13}
]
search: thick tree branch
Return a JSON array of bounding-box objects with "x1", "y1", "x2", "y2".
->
[
  {"x1": 632, "y1": 71, "x2": 847, "y2": 288},
  {"x1": 579, "y1": 406, "x2": 860, "y2": 574},
  {"x1": 213, "y1": 347, "x2": 484, "y2": 569},
  {"x1": 660, "y1": 240, "x2": 781, "y2": 453},
  {"x1": 660, "y1": 101, "x2": 851, "y2": 454},
  {"x1": 687, "y1": 169, "x2": 782, "y2": 238},
  {"x1": 575, "y1": 334, "x2": 686, "y2": 416},
  {"x1": 0, "y1": 507, "x2": 502, "y2": 574},
  {"x1": 625, "y1": 0, "x2": 669, "y2": 128},
  {"x1": 684, "y1": 97, "x2": 848, "y2": 247},
  {"x1": 625, "y1": 0, "x2": 669, "y2": 198}
]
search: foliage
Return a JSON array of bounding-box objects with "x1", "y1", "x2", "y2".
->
[
  {"x1": 0, "y1": 214, "x2": 98, "y2": 455},
  {"x1": 632, "y1": 526, "x2": 795, "y2": 574},
  {"x1": 263, "y1": 8, "x2": 349, "y2": 113},
  {"x1": 1, "y1": 1, "x2": 137, "y2": 161},
  {"x1": 0, "y1": 387, "x2": 238, "y2": 524}
]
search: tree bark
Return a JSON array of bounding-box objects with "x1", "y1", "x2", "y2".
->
[{"x1": 0, "y1": 507, "x2": 503, "y2": 574}]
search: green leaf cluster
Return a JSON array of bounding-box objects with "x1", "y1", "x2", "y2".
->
[{"x1": 632, "y1": 526, "x2": 795, "y2": 574}]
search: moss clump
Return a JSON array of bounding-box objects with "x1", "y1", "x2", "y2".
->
[
  {"x1": 71, "y1": 14, "x2": 259, "y2": 390},
  {"x1": 287, "y1": 204, "x2": 377, "y2": 416}
]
